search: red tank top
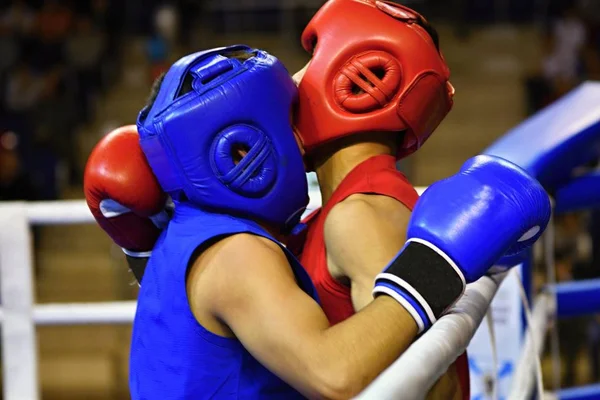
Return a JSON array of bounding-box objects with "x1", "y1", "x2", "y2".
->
[{"x1": 297, "y1": 155, "x2": 470, "y2": 399}]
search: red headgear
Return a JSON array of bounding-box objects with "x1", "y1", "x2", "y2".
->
[{"x1": 296, "y1": 0, "x2": 454, "y2": 158}]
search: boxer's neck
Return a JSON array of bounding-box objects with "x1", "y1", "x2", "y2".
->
[{"x1": 312, "y1": 132, "x2": 397, "y2": 205}]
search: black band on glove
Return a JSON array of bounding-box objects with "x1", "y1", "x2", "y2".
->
[{"x1": 375, "y1": 240, "x2": 465, "y2": 319}]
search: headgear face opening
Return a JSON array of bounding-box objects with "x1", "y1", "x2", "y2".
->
[
  {"x1": 296, "y1": 0, "x2": 454, "y2": 159},
  {"x1": 137, "y1": 45, "x2": 309, "y2": 230}
]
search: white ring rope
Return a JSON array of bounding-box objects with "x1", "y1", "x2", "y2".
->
[
  {"x1": 485, "y1": 307, "x2": 499, "y2": 400},
  {"x1": 508, "y1": 292, "x2": 555, "y2": 399},
  {"x1": 25, "y1": 200, "x2": 94, "y2": 225},
  {"x1": 544, "y1": 213, "x2": 562, "y2": 391},
  {"x1": 515, "y1": 268, "x2": 546, "y2": 399},
  {"x1": 25, "y1": 301, "x2": 136, "y2": 325},
  {"x1": 355, "y1": 273, "x2": 507, "y2": 400},
  {"x1": 0, "y1": 302, "x2": 136, "y2": 326}
]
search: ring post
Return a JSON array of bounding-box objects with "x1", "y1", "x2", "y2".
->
[{"x1": 0, "y1": 202, "x2": 39, "y2": 400}]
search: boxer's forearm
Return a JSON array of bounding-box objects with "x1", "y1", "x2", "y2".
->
[
  {"x1": 240, "y1": 295, "x2": 419, "y2": 400},
  {"x1": 348, "y1": 248, "x2": 463, "y2": 400},
  {"x1": 310, "y1": 295, "x2": 418, "y2": 398},
  {"x1": 209, "y1": 236, "x2": 419, "y2": 399}
]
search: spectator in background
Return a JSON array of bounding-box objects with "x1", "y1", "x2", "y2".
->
[
  {"x1": 31, "y1": 0, "x2": 72, "y2": 72},
  {"x1": 579, "y1": 0, "x2": 600, "y2": 47},
  {"x1": 154, "y1": 4, "x2": 179, "y2": 45},
  {"x1": 65, "y1": 15, "x2": 106, "y2": 123},
  {"x1": 0, "y1": 0, "x2": 33, "y2": 79},
  {"x1": 0, "y1": 34, "x2": 18, "y2": 79},
  {"x1": 0, "y1": 131, "x2": 36, "y2": 201},
  {"x1": 145, "y1": 32, "x2": 168, "y2": 83},
  {"x1": 145, "y1": 34, "x2": 169, "y2": 83},
  {"x1": 555, "y1": 213, "x2": 592, "y2": 276},
  {"x1": 144, "y1": 4, "x2": 178, "y2": 83},
  {"x1": 0, "y1": 0, "x2": 35, "y2": 39},
  {"x1": 90, "y1": 0, "x2": 122, "y2": 89},
  {"x1": 1, "y1": 59, "x2": 61, "y2": 199},
  {"x1": 29, "y1": 1, "x2": 80, "y2": 185},
  {"x1": 578, "y1": 0, "x2": 600, "y2": 80},
  {"x1": 177, "y1": 0, "x2": 200, "y2": 47},
  {"x1": 4, "y1": 61, "x2": 46, "y2": 115},
  {"x1": 91, "y1": 0, "x2": 110, "y2": 29},
  {"x1": 525, "y1": 3, "x2": 587, "y2": 115},
  {"x1": 555, "y1": 248, "x2": 586, "y2": 387},
  {"x1": 2, "y1": 60, "x2": 45, "y2": 156},
  {"x1": 588, "y1": 208, "x2": 600, "y2": 381},
  {"x1": 34, "y1": 67, "x2": 79, "y2": 185},
  {"x1": 554, "y1": 212, "x2": 594, "y2": 387},
  {"x1": 541, "y1": 4, "x2": 587, "y2": 96}
]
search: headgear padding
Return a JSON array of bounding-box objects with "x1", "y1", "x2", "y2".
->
[
  {"x1": 137, "y1": 45, "x2": 308, "y2": 229},
  {"x1": 297, "y1": 0, "x2": 454, "y2": 159}
]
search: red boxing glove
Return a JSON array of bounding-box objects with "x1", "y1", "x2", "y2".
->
[{"x1": 84, "y1": 125, "x2": 168, "y2": 257}]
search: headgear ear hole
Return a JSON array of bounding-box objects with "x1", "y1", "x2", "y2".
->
[
  {"x1": 335, "y1": 51, "x2": 402, "y2": 114},
  {"x1": 351, "y1": 75, "x2": 367, "y2": 95},
  {"x1": 372, "y1": 67, "x2": 386, "y2": 80},
  {"x1": 211, "y1": 125, "x2": 277, "y2": 198},
  {"x1": 350, "y1": 67, "x2": 387, "y2": 95}
]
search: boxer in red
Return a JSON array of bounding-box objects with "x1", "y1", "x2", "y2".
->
[{"x1": 292, "y1": 1, "x2": 466, "y2": 398}]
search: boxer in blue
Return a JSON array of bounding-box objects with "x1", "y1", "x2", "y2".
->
[{"x1": 85, "y1": 45, "x2": 551, "y2": 399}]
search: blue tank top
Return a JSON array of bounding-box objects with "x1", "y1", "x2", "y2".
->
[{"x1": 129, "y1": 203, "x2": 318, "y2": 399}]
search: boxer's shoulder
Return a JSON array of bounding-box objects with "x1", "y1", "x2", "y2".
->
[
  {"x1": 324, "y1": 193, "x2": 410, "y2": 239},
  {"x1": 187, "y1": 233, "x2": 291, "y2": 309},
  {"x1": 323, "y1": 193, "x2": 411, "y2": 280},
  {"x1": 191, "y1": 233, "x2": 284, "y2": 275}
]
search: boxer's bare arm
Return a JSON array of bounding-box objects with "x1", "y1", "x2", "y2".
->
[
  {"x1": 324, "y1": 194, "x2": 462, "y2": 400},
  {"x1": 324, "y1": 194, "x2": 410, "y2": 311},
  {"x1": 187, "y1": 233, "x2": 417, "y2": 400}
]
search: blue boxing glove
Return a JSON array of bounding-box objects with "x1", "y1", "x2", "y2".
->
[{"x1": 373, "y1": 155, "x2": 551, "y2": 332}]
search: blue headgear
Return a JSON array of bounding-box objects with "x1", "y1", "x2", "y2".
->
[{"x1": 137, "y1": 45, "x2": 308, "y2": 230}]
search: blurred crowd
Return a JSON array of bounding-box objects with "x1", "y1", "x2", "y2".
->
[
  {"x1": 526, "y1": 1, "x2": 600, "y2": 115},
  {"x1": 532, "y1": 208, "x2": 600, "y2": 387},
  {"x1": 0, "y1": 0, "x2": 213, "y2": 204},
  {"x1": 554, "y1": 212, "x2": 597, "y2": 387},
  {"x1": 0, "y1": 0, "x2": 124, "y2": 202},
  {"x1": 521, "y1": 1, "x2": 600, "y2": 385}
]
